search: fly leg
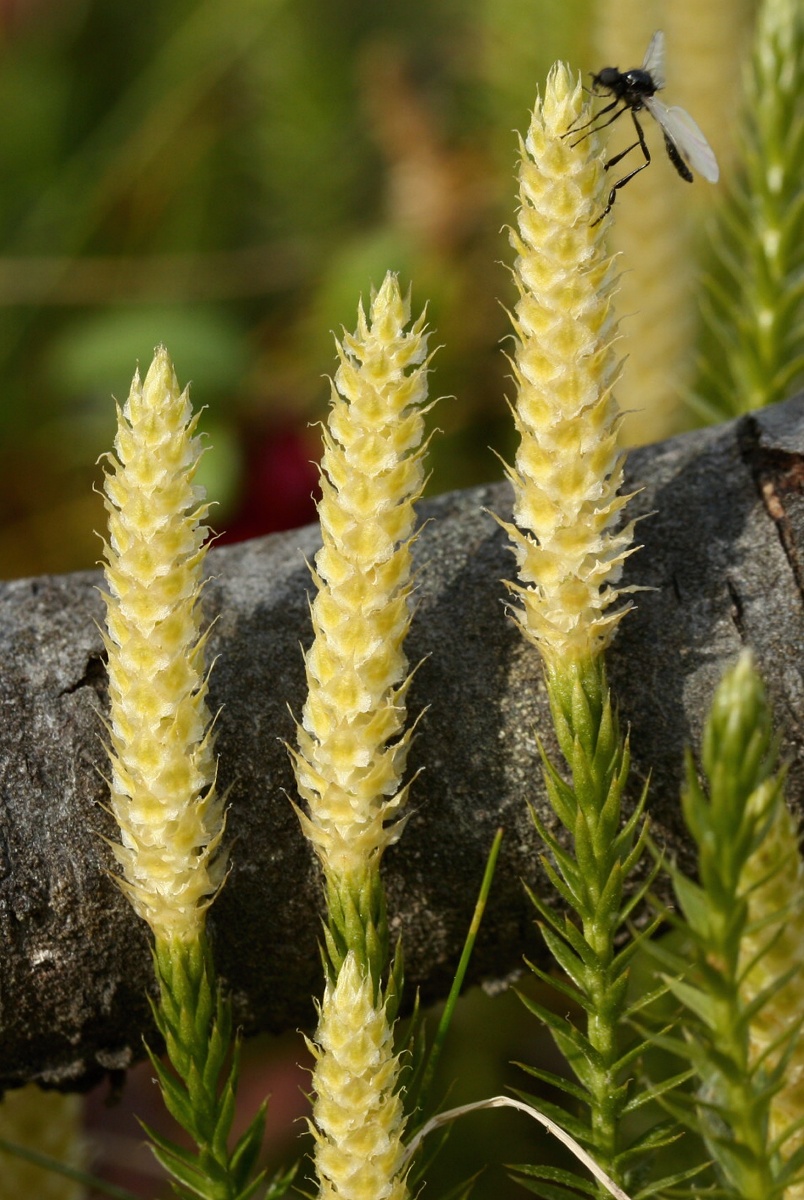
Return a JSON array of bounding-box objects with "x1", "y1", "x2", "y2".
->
[
  {"x1": 593, "y1": 109, "x2": 651, "y2": 224},
  {"x1": 564, "y1": 99, "x2": 626, "y2": 144}
]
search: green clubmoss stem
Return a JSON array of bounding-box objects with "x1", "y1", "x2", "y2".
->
[
  {"x1": 292, "y1": 274, "x2": 434, "y2": 1200},
  {"x1": 695, "y1": 0, "x2": 804, "y2": 417},
  {"x1": 498, "y1": 65, "x2": 667, "y2": 1199},
  {"x1": 100, "y1": 349, "x2": 265, "y2": 1200},
  {"x1": 663, "y1": 653, "x2": 795, "y2": 1199}
]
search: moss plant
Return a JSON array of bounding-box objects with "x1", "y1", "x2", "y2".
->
[
  {"x1": 496, "y1": 63, "x2": 682, "y2": 1200},
  {"x1": 657, "y1": 653, "x2": 804, "y2": 1200},
  {"x1": 695, "y1": 0, "x2": 804, "y2": 418},
  {"x1": 100, "y1": 348, "x2": 269, "y2": 1200},
  {"x1": 291, "y1": 273, "x2": 433, "y2": 1200}
]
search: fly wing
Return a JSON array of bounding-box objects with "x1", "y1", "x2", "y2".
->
[
  {"x1": 645, "y1": 96, "x2": 720, "y2": 182},
  {"x1": 642, "y1": 31, "x2": 666, "y2": 89}
]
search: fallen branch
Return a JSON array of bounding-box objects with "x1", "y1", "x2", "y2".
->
[{"x1": 0, "y1": 396, "x2": 802, "y2": 1090}]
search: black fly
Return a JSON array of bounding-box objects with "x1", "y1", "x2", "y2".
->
[{"x1": 565, "y1": 32, "x2": 719, "y2": 223}]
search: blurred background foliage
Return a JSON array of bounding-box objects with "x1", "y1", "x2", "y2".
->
[
  {"x1": 0, "y1": 0, "x2": 755, "y2": 582},
  {"x1": 0, "y1": 0, "x2": 781, "y2": 1196},
  {"x1": 0, "y1": 0, "x2": 587, "y2": 578}
]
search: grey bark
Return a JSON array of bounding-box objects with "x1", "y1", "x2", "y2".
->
[{"x1": 0, "y1": 396, "x2": 803, "y2": 1093}]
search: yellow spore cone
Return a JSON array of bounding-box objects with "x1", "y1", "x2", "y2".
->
[
  {"x1": 100, "y1": 347, "x2": 225, "y2": 941},
  {"x1": 291, "y1": 273, "x2": 431, "y2": 886},
  {"x1": 500, "y1": 63, "x2": 637, "y2": 673},
  {"x1": 308, "y1": 953, "x2": 407, "y2": 1200}
]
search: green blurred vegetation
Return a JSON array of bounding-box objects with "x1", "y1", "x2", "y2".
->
[{"x1": 0, "y1": 0, "x2": 592, "y2": 579}]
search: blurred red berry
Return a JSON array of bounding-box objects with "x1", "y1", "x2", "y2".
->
[{"x1": 219, "y1": 424, "x2": 320, "y2": 544}]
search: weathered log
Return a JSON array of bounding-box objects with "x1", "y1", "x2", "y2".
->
[{"x1": 0, "y1": 396, "x2": 802, "y2": 1092}]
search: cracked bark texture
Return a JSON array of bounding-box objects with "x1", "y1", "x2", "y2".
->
[{"x1": 0, "y1": 395, "x2": 803, "y2": 1092}]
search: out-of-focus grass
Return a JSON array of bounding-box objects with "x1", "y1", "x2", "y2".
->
[
  {"x1": 0, "y1": 0, "x2": 590, "y2": 579},
  {"x1": 0, "y1": 0, "x2": 744, "y2": 579}
]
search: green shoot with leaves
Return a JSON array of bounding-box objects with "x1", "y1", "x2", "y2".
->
[
  {"x1": 100, "y1": 350, "x2": 279, "y2": 1199},
  {"x1": 657, "y1": 652, "x2": 804, "y2": 1200},
  {"x1": 143, "y1": 936, "x2": 271, "y2": 1200},
  {"x1": 695, "y1": 0, "x2": 804, "y2": 419},
  {"x1": 497, "y1": 62, "x2": 682, "y2": 1200}
]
